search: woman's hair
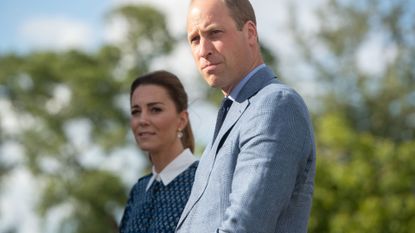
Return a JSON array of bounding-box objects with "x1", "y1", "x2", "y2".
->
[{"x1": 130, "y1": 70, "x2": 195, "y2": 153}]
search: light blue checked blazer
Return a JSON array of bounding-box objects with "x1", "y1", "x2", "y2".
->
[{"x1": 176, "y1": 66, "x2": 316, "y2": 233}]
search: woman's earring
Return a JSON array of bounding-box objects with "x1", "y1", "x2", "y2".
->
[{"x1": 177, "y1": 129, "x2": 183, "y2": 139}]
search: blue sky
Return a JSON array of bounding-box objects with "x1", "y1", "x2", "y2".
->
[
  {"x1": 0, "y1": 0, "x2": 112, "y2": 53},
  {"x1": 0, "y1": 0, "x2": 308, "y2": 55}
]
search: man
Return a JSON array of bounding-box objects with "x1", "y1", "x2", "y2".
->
[{"x1": 176, "y1": 0, "x2": 316, "y2": 232}]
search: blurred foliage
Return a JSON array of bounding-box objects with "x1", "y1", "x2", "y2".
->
[
  {"x1": 39, "y1": 170, "x2": 126, "y2": 233},
  {"x1": 288, "y1": 0, "x2": 415, "y2": 232},
  {"x1": 309, "y1": 112, "x2": 415, "y2": 232},
  {"x1": 290, "y1": 0, "x2": 415, "y2": 142},
  {"x1": 0, "y1": 4, "x2": 173, "y2": 233},
  {"x1": 106, "y1": 4, "x2": 174, "y2": 80}
]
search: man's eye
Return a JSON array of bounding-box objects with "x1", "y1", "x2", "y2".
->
[
  {"x1": 209, "y1": 30, "x2": 222, "y2": 39},
  {"x1": 190, "y1": 36, "x2": 200, "y2": 44}
]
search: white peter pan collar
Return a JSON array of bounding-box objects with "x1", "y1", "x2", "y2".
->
[{"x1": 146, "y1": 148, "x2": 197, "y2": 191}]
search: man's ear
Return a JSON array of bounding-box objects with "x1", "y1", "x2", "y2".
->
[{"x1": 244, "y1": 20, "x2": 258, "y2": 45}]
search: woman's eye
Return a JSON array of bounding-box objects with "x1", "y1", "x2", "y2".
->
[
  {"x1": 131, "y1": 109, "x2": 140, "y2": 115},
  {"x1": 151, "y1": 107, "x2": 162, "y2": 113}
]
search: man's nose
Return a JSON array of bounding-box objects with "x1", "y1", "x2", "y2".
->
[{"x1": 198, "y1": 37, "x2": 213, "y2": 58}]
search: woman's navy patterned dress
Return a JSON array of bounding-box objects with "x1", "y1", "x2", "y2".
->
[{"x1": 120, "y1": 162, "x2": 198, "y2": 233}]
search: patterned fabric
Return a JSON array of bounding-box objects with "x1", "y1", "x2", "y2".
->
[{"x1": 120, "y1": 161, "x2": 198, "y2": 233}]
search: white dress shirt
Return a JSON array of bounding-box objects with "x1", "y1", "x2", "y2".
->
[{"x1": 146, "y1": 148, "x2": 197, "y2": 191}]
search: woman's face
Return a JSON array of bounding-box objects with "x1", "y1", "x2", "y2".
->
[{"x1": 130, "y1": 84, "x2": 187, "y2": 154}]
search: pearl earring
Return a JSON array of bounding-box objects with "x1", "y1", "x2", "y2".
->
[{"x1": 178, "y1": 129, "x2": 183, "y2": 138}]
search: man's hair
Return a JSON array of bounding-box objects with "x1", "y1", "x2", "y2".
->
[
  {"x1": 190, "y1": 0, "x2": 257, "y2": 30},
  {"x1": 224, "y1": 0, "x2": 257, "y2": 30}
]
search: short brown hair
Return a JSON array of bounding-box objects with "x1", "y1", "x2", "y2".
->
[
  {"x1": 224, "y1": 0, "x2": 256, "y2": 30},
  {"x1": 191, "y1": 0, "x2": 256, "y2": 30}
]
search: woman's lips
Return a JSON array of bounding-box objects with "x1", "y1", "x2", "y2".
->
[{"x1": 138, "y1": 132, "x2": 155, "y2": 138}]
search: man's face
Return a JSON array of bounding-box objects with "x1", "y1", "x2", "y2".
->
[{"x1": 187, "y1": 0, "x2": 252, "y2": 94}]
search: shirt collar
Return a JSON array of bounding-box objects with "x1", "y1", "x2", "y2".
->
[
  {"x1": 228, "y1": 64, "x2": 266, "y2": 101},
  {"x1": 146, "y1": 148, "x2": 197, "y2": 191}
]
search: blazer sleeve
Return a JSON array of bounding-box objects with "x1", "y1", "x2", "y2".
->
[{"x1": 218, "y1": 88, "x2": 314, "y2": 232}]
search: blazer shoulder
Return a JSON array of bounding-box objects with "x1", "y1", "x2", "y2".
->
[
  {"x1": 248, "y1": 81, "x2": 311, "y2": 118},
  {"x1": 255, "y1": 81, "x2": 304, "y2": 102}
]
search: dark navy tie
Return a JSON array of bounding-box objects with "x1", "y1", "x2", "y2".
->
[{"x1": 213, "y1": 97, "x2": 233, "y2": 142}]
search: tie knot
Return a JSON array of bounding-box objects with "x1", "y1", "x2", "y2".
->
[
  {"x1": 213, "y1": 97, "x2": 233, "y2": 142},
  {"x1": 221, "y1": 97, "x2": 233, "y2": 110}
]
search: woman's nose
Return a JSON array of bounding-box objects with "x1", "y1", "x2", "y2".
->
[{"x1": 138, "y1": 111, "x2": 150, "y2": 126}]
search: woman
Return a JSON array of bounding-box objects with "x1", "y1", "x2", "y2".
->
[{"x1": 120, "y1": 70, "x2": 198, "y2": 233}]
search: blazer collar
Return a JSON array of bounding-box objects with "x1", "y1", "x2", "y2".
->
[{"x1": 235, "y1": 66, "x2": 276, "y2": 103}]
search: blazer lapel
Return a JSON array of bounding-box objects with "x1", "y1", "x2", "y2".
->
[
  {"x1": 213, "y1": 100, "x2": 248, "y2": 153},
  {"x1": 176, "y1": 147, "x2": 212, "y2": 229}
]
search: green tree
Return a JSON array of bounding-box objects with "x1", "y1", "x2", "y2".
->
[
  {"x1": 0, "y1": 4, "x2": 174, "y2": 233},
  {"x1": 107, "y1": 4, "x2": 174, "y2": 79},
  {"x1": 288, "y1": 0, "x2": 415, "y2": 232},
  {"x1": 310, "y1": 112, "x2": 415, "y2": 233}
]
